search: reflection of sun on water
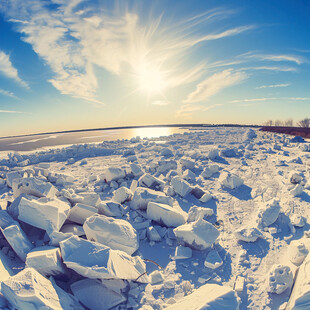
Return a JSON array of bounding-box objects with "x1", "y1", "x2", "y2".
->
[{"x1": 133, "y1": 127, "x2": 172, "y2": 139}]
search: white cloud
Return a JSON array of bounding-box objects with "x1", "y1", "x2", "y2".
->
[
  {"x1": 256, "y1": 83, "x2": 290, "y2": 89},
  {"x1": 229, "y1": 98, "x2": 276, "y2": 103},
  {"x1": 287, "y1": 97, "x2": 310, "y2": 101},
  {"x1": 0, "y1": 51, "x2": 28, "y2": 88},
  {"x1": 176, "y1": 103, "x2": 223, "y2": 118},
  {"x1": 245, "y1": 53, "x2": 305, "y2": 65},
  {"x1": 229, "y1": 97, "x2": 310, "y2": 104},
  {"x1": 184, "y1": 69, "x2": 247, "y2": 103},
  {"x1": 0, "y1": 88, "x2": 18, "y2": 98},
  {"x1": 242, "y1": 66, "x2": 297, "y2": 72},
  {"x1": 189, "y1": 26, "x2": 255, "y2": 47},
  {"x1": 1, "y1": 1, "x2": 254, "y2": 104},
  {"x1": 0, "y1": 109, "x2": 26, "y2": 114}
]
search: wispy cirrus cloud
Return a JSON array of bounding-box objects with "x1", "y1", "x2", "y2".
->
[
  {"x1": 176, "y1": 103, "x2": 223, "y2": 118},
  {"x1": 184, "y1": 69, "x2": 247, "y2": 103},
  {"x1": 0, "y1": 88, "x2": 18, "y2": 99},
  {"x1": 0, "y1": 51, "x2": 28, "y2": 88},
  {"x1": 244, "y1": 53, "x2": 305, "y2": 65},
  {"x1": 229, "y1": 97, "x2": 310, "y2": 104},
  {"x1": 256, "y1": 83, "x2": 290, "y2": 89},
  {"x1": 0, "y1": 109, "x2": 27, "y2": 114},
  {"x1": 229, "y1": 98, "x2": 276, "y2": 103},
  {"x1": 241, "y1": 66, "x2": 297, "y2": 72},
  {"x1": 0, "y1": 1, "x2": 254, "y2": 104}
]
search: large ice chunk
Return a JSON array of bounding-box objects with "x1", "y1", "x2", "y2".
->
[
  {"x1": 47, "y1": 172, "x2": 75, "y2": 184},
  {"x1": 187, "y1": 206, "x2": 213, "y2": 222},
  {"x1": 258, "y1": 199, "x2": 281, "y2": 228},
  {"x1": 1, "y1": 268, "x2": 83, "y2": 310},
  {"x1": 67, "y1": 203, "x2": 98, "y2": 225},
  {"x1": 173, "y1": 218, "x2": 220, "y2": 250},
  {"x1": 17, "y1": 197, "x2": 70, "y2": 232},
  {"x1": 60, "y1": 236, "x2": 146, "y2": 280},
  {"x1": 7, "y1": 194, "x2": 37, "y2": 219},
  {"x1": 130, "y1": 163, "x2": 144, "y2": 177},
  {"x1": 157, "y1": 160, "x2": 177, "y2": 174},
  {"x1": 180, "y1": 158, "x2": 195, "y2": 170},
  {"x1": 6, "y1": 170, "x2": 27, "y2": 188},
  {"x1": 235, "y1": 227, "x2": 263, "y2": 242},
  {"x1": 165, "y1": 283, "x2": 239, "y2": 310},
  {"x1": 1, "y1": 224, "x2": 34, "y2": 261},
  {"x1": 146, "y1": 201, "x2": 187, "y2": 227},
  {"x1": 0, "y1": 210, "x2": 16, "y2": 229},
  {"x1": 204, "y1": 250, "x2": 223, "y2": 269},
  {"x1": 267, "y1": 264, "x2": 293, "y2": 294},
  {"x1": 97, "y1": 201, "x2": 125, "y2": 217},
  {"x1": 138, "y1": 173, "x2": 165, "y2": 190},
  {"x1": 100, "y1": 167, "x2": 126, "y2": 183},
  {"x1": 83, "y1": 215, "x2": 139, "y2": 255},
  {"x1": 208, "y1": 149, "x2": 219, "y2": 160},
  {"x1": 112, "y1": 186, "x2": 133, "y2": 204},
  {"x1": 26, "y1": 246, "x2": 66, "y2": 276},
  {"x1": 286, "y1": 254, "x2": 310, "y2": 309},
  {"x1": 12, "y1": 177, "x2": 58, "y2": 198},
  {"x1": 287, "y1": 240, "x2": 309, "y2": 266},
  {"x1": 0, "y1": 251, "x2": 14, "y2": 281},
  {"x1": 131, "y1": 187, "x2": 174, "y2": 210},
  {"x1": 71, "y1": 279, "x2": 126, "y2": 310},
  {"x1": 219, "y1": 171, "x2": 243, "y2": 189},
  {"x1": 171, "y1": 176, "x2": 192, "y2": 197}
]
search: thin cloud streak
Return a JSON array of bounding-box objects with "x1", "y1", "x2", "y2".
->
[
  {"x1": 0, "y1": 88, "x2": 18, "y2": 99},
  {"x1": 0, "y1": 109, "x2": 27, "y2": 114},
  {"x1": 245, "y1": 53, "x2": 305, "y2": 65},
  {"x1": 0, "y1": 51, "x2": 29, "y2": 88},
  {"x1": 229, "y1": 97, "x2": 310, "y2": 104},
  {"x1": 184, "y1": 69, "x2": 247, "y2": 103},
  {"x1": 241, "y1": 66, "x2": 297, "y2": 72},
  {"x1": 256, "y1": 83, "x2": 290, "y2": 89},
  {"x1": 176, "y1": 103, "x2": 223, "y2": 118},
  {"x1": 229, "y1": 98, "x2": 277, "y2": 103}
]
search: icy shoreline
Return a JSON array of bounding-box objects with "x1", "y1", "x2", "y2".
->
[{"x1": 0, "y1": 126, "x2": 310, "y2": 309}]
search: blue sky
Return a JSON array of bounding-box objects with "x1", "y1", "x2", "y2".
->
[{"x1": 0, "y1": 0, "x2": 309, "y2": 136}]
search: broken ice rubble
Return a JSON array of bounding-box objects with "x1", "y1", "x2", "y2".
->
[
  {"x1": 165, "y1": 283, "x2": 239, "y2": 309},
  {"x1": 0, "y1": 127, "x2": 309, "y2": 309},
  {"x1": 258, "y1": 199, "x2": 281, "y2": 228},
  {"x1": 12, "y1": 177, "x2": 58, "y2": 198},
  {"x1": 235, "y1": 227, "x2": 263, "y2": 242},
  {"x1": 1, "y1": 268, "x2": 83, "y2": 309},
  {"x1": 267, "y1": 264, "x2": 293, "y2": 294},
  {"x1": 25, "y1": 246, "x2": 66, "y2": 276},
  {"x1": 17, "y1": 196, "x2": 70, "y2": 233},
  {"x1": 146, "y1": 201, "x2": 187, "y2": 227},
  {"x1": 130, "y1": 187, "x2": 173, "y2": 210},
  {"x1": 59, "y1": 236, "x2": 146, "y2": 280},
  {"x1": 71, "y1": 279, "x2": 126, "y2": 310},
  {"x1": 173, "y1": 218, "x2": 220, "y2": 250},
  {"x1": 83, "y1": 214, "x2": 139, "y2": 255},
  {"x1": 219, "y1": 171, "x2": 243, "y2": 189}
]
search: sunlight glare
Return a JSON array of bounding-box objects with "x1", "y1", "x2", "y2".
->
[
  {"x1": 133, "y1": 127, "x2": 171, "y2": 139},
  {"x1": 137, "y1": 62, "x2": 166, "y2": 95}
]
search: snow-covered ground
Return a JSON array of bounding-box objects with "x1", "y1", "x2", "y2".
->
[{"x1": 0, "y1": 127, "x2": 310, "y2": 309}]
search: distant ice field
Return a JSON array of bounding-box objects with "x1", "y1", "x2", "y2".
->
[{"x1": 0, "y1": 127, "x2": 197, "y2": 152}]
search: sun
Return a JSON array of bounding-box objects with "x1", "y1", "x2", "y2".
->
[{"x1": 136, "y1": 61, "x2": 166, "y2": 95}]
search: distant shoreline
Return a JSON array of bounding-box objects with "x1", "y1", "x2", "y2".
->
[
  {"x1": 0, "y1": 123, "x2": 260, "y2": 140},
  {"x1": 260, "y1": 126, "x2": 310, "y2": 139}
]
